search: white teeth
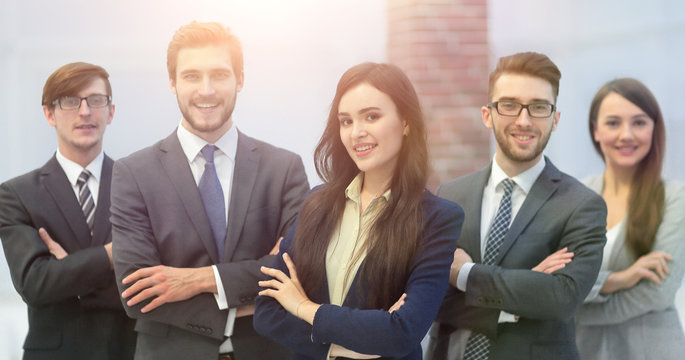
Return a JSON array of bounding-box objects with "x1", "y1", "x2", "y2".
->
[
  {"x1": 355, "y1": 144, "x2": 376, "y2": 151},
  {"x1": 514, "y1": 135, "x2": 531, "y2": 140},
  {"x1": 196, "y1": 104, "x2": 216, "y2": 108}
]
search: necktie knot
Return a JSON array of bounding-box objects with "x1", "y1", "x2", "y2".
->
[
  {"x1": 201, "y1": 145, "x2": 217, "y2": 164},
  {"x1": 501, "y1": 178, "x2": 515, "y2": 196},
  {"x1": 77, "y1": 170, "x2": 91, "y2": 186}
]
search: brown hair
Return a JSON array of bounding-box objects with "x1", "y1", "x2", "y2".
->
[
  {"x1": 167, "y1": 21, "x2": 243, "y2": 80},
  {"x1": 41, "y1": 62, "x2": 111, "y2": 109},
  {"x1": 488, "y1": 52, "x2": 561, "y2": 102},
  {"x1": 294, "y1": 63, "x2": 428, "y2": 309},
  {"x1": 588, "y1": 78, "x2": 665, "y2": 257}
]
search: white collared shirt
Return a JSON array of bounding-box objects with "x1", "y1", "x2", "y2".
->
[
  {"x1": 176, "y1": 122, "x2": 238, "y2": 352},
  {"x1": 55, "y1": 150, "x2": 104, "y2": 206}
]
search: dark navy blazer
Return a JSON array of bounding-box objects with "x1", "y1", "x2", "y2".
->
[{"x1": 254, "y1": 189, "x2": 464, "y2": 360}]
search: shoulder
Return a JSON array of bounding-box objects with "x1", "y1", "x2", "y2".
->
[
  {"x1": 421, "y1": 190, "x2": 465, "y2": 229},
  {"x1": 238, "y1": 131, "x2": 302, "y2": 162},
  {"x1": 437, "y1": 167, "x2": 489, "y2": 202},
  {"x1": 549, "y1": 166, "x2": 603, "y2": 204},
  {"x1": 1, "y1": 157, "x2": 55, "y2": 193},
  {"x1": 663, "y1": 179, "x2": 685, "y2": 217}
]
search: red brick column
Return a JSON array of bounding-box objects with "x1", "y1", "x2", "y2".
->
[{"x1": 387, "y1": 0, "x2": 491, "y2": 190}]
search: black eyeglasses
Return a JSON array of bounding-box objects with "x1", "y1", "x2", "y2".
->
[
  {"x1": 52, "y1": 95, "x2": 111, "y2": 110},
  {"x1": 487, "y1": 100, "x2": 555, "y2": 118}
]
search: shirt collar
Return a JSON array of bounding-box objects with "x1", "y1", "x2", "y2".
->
[
  {"x1": 344, "y1": 173, "x2": 391, "y2": 203},
  {"x1": 490, "y1": 155, "x2": 546, "y2": 195},
  {"x1": 176, "y1": 121, "x2": 239, "y2": 162},
  {"x1": 55, "y1": 150, "x2": 104, "y2": 186}
]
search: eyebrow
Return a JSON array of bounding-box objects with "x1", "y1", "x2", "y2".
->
[
  {"x1": 338, "y1": 106, "x2": 382, "y2": 117},
  {"x1": 497, "y1": 96, "x2": 552, "y2": 103}
]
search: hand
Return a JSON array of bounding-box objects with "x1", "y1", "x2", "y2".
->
[
  {"x1": 601, "y1": 250, "x2": 673, "y2": 294},
  {"x1": 259, "y1": 253, "x2": 319, "y2": 323},
  {"x1": 121, "y1": 265, "x2": 216, "y2": 313},
  {"x1": 270, "y1": 237, "x2": 283, "y2": 255},
  {"x1": 330, "y1": 344, "x2": 381, "y2": 359},
  {"x1": 532, "y1": 247, "x2": 573, "y2": 274},
  {"x1": 38, "y1": 227, "x2": 68, "y2": 259},
  {"x1": 389, "y1": 293, "x2": 407, "y2": 313},
  {"x1": 104, "y1": 242, "x2": 113, "y2": 268},
  {"x1": 449, "y1": 248, "x2": 472, "y2": 287}
]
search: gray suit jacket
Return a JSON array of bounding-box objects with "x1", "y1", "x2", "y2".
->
[
  {"x1": 111, "y1": 130, "x2": 309, "y2": 360},
  {"x1": 0, "y1": 155, "x2": 136, "y2": 360},
  {"x1": 575, "y1": 176, "x2": 685, "y2": 360},
  {"x1": 429, "y1": 158, "x2": 607, "y2": 360}
]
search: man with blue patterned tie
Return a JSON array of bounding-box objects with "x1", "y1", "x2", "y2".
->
[
  {"x1": 0, "y1": 62, "x2": 136, "y2": 359},
  {"x1": 426, "y1": 52, "x2": 607, "y2": 360},
  {"x1": 110, "y1": 22, "x2": 309, "y2": 360}
]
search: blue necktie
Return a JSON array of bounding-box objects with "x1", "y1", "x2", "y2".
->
[
  {"x1": 198, "y1": 145, "x2": 226, "y2": 262},
  {"x1": 463, "y1": 178, "x2": 515, "y2": 360}
]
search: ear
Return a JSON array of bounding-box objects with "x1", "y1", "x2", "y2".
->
[
  {"x1": 593, "y1": 122, "x2": 600, "y2": 142},
  {"x1": 481, "y1": 106, "x2": 494, "y2": 129},
  {"x1": 551, "y1": 111, "x2": 560, "y2": 131},
  {"x1": 236, "y1": 71, "x2": 245, "y2": 93},
  {"x1": 43, "y1": 105, "x2": 57, "y2": 127},
  {"x1": 169, "y1": 77, "x2": 177, "y2": 95},
  {"x1": 403, "y1": 119, "x2": 409, "y2": 136},
  {"x1": 106, "y1": 104, "x2": 115, "y2": 125}
]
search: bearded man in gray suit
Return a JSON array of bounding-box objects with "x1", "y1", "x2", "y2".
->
[
  {"x1": 110, "y1": 22, "x2": 309, "y2": 360},
  {"x1": 426, "y1": 52, "x2": 607, "y2": 360}
]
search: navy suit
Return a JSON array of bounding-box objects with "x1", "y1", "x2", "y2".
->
[{"x1": 254, "y1": 189, "x2": 464, "y2": 360}]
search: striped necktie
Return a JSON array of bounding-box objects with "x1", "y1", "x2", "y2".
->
[{"x1": 77, "y1": 170, "x2": 95, "y2": 235}]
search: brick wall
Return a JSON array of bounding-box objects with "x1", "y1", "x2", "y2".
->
[{"x1": 387, "y1": 0, "x2": 491, "y2": 190}]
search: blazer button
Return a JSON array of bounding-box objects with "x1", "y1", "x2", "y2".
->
[{"x1": 476, "y1": 297, "x2": 485, "y2": 304}]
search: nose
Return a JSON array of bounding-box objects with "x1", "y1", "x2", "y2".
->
[
  {"x1": 619, "y1": 123, "x2": 635, "y2": 140},
  {"x1": 514, "y1": 108, "x2": 533, "y2": 127},
  {"x1": 199, "y1": 76, "x2": 216, "y2": 96},
  {"x1": 78, "y1": 98, "x2": 91, "y2": 116},
  {"x1": 351, "y1": 120, "x2": 367, "y2": 138}
]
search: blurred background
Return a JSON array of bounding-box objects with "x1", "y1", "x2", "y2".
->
[{"x1": 1, "y1": 0, "x2": 684, "y2": 358}]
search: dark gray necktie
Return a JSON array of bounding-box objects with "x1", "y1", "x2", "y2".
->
[
  {"x1": 198, "y1": 145, "x2": 226, "y2": 262},
  {"x1": 77, "y1": 170, "x2": 95, "y2": 235},
  {"x1": 463, "y1": 178, "x2": 516, "y2": 360}
]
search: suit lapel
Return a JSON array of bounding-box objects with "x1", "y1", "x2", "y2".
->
[
  {"x1": 91, "y1": 155, "x2": 113, "y2": 245},
  {"x1": 159, "y1": 132, "x2": 220, "y2": 263},
  {"x1": 225, "y1": 131, "x2": 260, "y2": 261},
  {"x1": 41, "y1": 156, "x2": 91, "y2": 249},
  {"x1": 463, "y1": 166, "x2": 491, "y2": 262},
  {"x1": 494, "y1": 158, "x2": 561, "y2": 264}
]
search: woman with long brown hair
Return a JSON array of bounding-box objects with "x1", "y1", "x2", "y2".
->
[
  {"x1": 253, "y1": 62, "x2": 463, "y2": 359},
  {"x1": 575, "y1": 78, "x2": 685, "y2": 359}
]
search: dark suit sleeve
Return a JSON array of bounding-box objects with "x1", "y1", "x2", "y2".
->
[
  {"x1": 464, "y1": 191, "x2": 606, "y2": 321},
  {"x1": 254, "y1": 199, "x2": 463, "y2": 358},
  {"x1": 111, "y1": 159, "x2": 228, "y2": 340},
  {"x1": 215, "y1": 152, "x2": 309, "y2": 307},
  {"x1": 0, "y1": 180, "x2": 112, "y2": 307}
]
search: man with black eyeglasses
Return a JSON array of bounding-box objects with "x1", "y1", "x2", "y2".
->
[
  {"x1": 426, "y1": 52, "x2": 607, "y2": 360},
  {"x1": 0, "y1": 62, "x2": 136, "y2": 359}
]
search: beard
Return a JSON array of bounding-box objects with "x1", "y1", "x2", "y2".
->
[
  {"x1": 176, "y1": 93, "x2": 237, "y2": 134},
  {"x1": 492, "y1": 121, "x2": 553, "y2": 163}
]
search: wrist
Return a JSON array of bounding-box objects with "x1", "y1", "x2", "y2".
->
[{"x1": 195, "y1": 266, "x2": 218, "y2": 294}]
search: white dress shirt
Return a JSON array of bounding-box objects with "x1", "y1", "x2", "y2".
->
[
  {"x1": 56, "y1": 150, "x2": 104, "y2": 206},
  {"x1": 176, "y1": 123, "x2": 238, "y2": 353}
]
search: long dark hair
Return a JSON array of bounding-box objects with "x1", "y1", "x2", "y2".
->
[
  {"x1": 294, "y1": 63, "x2": 428, "y2": 309},
  {"x1": 588, "y1": 78, "x2": 665, "y2": 257}
]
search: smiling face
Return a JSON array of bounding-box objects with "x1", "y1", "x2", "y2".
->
[
  {"x1": 338, "y1": 83, "x2": 408, "y2": 184},
  {"x1": 44, "y1": 77, "x2": 114, "y2": 164},
  {"x1": 483, "y1": 73, "x2": 560, "y2": 175},
  {"x1": 171, "y1": 44, "x2": 243, "y2": 143},
  {"x1": 593, "y1": 92, "x2": 654, "y2": 172}
]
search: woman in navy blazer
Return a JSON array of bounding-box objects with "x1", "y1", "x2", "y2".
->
[{"x1": 254, "y1": 62, "x2": 464, "y2": 359}]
